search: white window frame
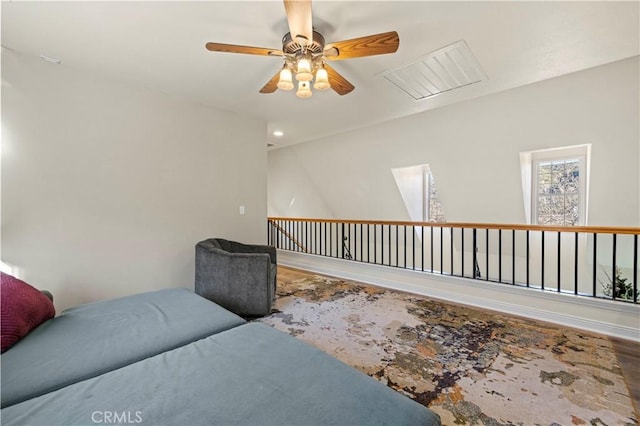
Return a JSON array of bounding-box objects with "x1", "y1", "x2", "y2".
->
[{"x1": 521, "y1": 144, "x2": 590, "y2": 226}]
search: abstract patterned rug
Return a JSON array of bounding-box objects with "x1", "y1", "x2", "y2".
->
[{"x1": 257, "y1": 274, "x2": 638, "y2": 425}]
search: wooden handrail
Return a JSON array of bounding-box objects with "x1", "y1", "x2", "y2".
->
[{"x1": 267, "y1": 217, "x2": 640, "y2": 235}]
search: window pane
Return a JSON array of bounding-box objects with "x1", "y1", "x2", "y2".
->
[
  {"x1": 427, "y1": 171, "x2": 446, "y2": 222},
  {"x1": 535, "y1": 157, "x2": 581, "y2": 226}
]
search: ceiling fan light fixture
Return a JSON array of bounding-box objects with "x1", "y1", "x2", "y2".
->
[
  {"x1": 277, "y1": 67, "x2": 294, "y2": 90},
  {"x1": 314, "y1": 67, "x2": 330, "y2": 90},
  {"x1": 205, "y1": 1, "x2": 400, "y2": 99},
  {"x1": 295, "y1": 57, "x2": 313, "y2": 81},
  {"x1": 296, "y1": 80, "x2": 312, "y2": 98}
]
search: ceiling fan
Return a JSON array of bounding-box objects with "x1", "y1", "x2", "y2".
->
[{"x1": 205, "y1": 0, "x2": 399, "y2": 99}]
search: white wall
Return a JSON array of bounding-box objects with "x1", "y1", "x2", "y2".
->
[
  {"x1": 268, "y1": 56, "x2": 639, "y2": 227},
  {"x1": 268, "y1": 147, "x2": 334, "y2": 218},
  {"x1": 2, "y1": 51, "x2": 267, "y2": 311}
]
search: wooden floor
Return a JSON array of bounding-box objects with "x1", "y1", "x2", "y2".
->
[
  {"x1": 611, "y1": 337, "x2": 640, "y2": 415},
  {"x1": 277, "y1": 266, "x2": 640, "y2": 415}
]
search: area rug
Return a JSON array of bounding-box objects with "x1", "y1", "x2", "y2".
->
[{"x1": 257, "y1": 274, "x2": 638, "y2": 425}]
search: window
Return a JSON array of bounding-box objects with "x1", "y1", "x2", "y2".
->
[
  {"x1": 534, "y1": 158, "x2": 581, "y2": 225},
  {"x1": 521, "y1": 145, "x2": 590, "y2": 226},
  {"x1": 391, "y1": 164, "x2": 446, "y2": 224},
  {"x1": 424, "y1": 169, "x2": 446, "y2": 222}
]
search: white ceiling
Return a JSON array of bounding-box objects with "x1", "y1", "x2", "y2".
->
[{"x1": 2, "y1": 1, "x2": 639, "y2": 149}]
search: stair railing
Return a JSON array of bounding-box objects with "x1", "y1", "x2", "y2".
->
[{"x1": 268, "y1": 217, "x2": 640, "y2": 304}]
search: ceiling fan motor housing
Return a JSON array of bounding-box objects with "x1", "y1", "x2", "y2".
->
[{"x1": 282, "y1": 30, "x2": 325, "y2": 56}]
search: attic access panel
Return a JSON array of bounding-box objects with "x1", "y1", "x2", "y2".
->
[{"x1": 383, "y1": 40, "x2": 486, "y2": 101}]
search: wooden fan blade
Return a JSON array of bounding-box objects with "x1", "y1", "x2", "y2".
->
[
  {"x1": 259, "y1": 71, "x2": 281, "y2": 94},
  {"x1": 283, "y1": 0, "x2": 313, "y2": 46},
  {"x1": 324, "y1": 64, "x2": 354, "y2": 95},
  {"x1": 205, "y1": 42, "x2": 282, "y2": 57},
  {"x1": 324, "y1": 31, "x2": 399, "y2": 61}
]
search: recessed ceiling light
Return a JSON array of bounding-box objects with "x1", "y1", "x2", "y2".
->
[
  {"x1": 273, "y1": 130, "x2": 284, "y2": 137},
  {"x1": 40, "y1": 54, "x2": 61, "y2": 65}
]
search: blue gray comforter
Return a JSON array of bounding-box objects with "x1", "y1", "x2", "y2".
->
[
  {"x1": 1, "y1": 288, "x2": 245, "y2": 407},
  {"x1": 2, "y1": 323, "x2": 439, "y2": 425}
]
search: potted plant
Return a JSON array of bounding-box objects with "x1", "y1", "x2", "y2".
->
[{"x1": 600, "y1": 267, "x2": 635, "y2": 300}]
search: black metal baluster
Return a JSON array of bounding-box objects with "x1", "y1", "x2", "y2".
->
[
  {"x1": 512, "y1": 230, "x2": 516, "y2": 285},
  {"x1": 294, "y1": 220, "x2": 298, "y2": 251},
  {"x1": 498, "y1": 229, "x2": 502, "y2": 283},
  {"x1": 282, "y1": 220, "x2": 285, "y2": 250},
  {"x1": 472, "y1": 228, "x2": 477, "y2": 279},
  {"x1": 486, "y1": 229, "x2": 489, "y2": 281},
  {"x1": 450, "y1": 227, "x2": 453, "y2": 275},
  {"x1": 438, "y1": 226, "x2": 444, "y2": 275},
  {"x1": 373, "y1": 225, "x2": 377, "y2": 264},
  {"x1": 574, "y1": 232, "x2": 579, "y2": 295},
  {"x1": 360, "y1": 224, "x2": 364, "y2": 262},
  {"x1": 396, "y1": 225, "x2": 399, "y2": 267},
  {"x1": 322, "y1": 222, "x2": 326, "y2": 256},
  {"x1": 404, "y1": 225, "x2": 408, "y2": 269},
  {"x1": 286, "y1": 220, "x2": 290, "y2": 251},
  {"x1": 612, "y1": 233, "x2": 617, "y2": 300},
  {"x1": 347, "y1": 223, "x2": 358, "y2": 260},
  {"x1": 349, "y1": 223, "x2": 352, "y2": 260},
  {"x1": 634, "y1": 234, "x2": 638, "y2": 304},
  {"x1": 429, "y1": 226, "x2": 433, "y2": 273},
  {"x1": 557, "y1": 232, "x2": 561, "y2": 292},
  {"x1": 330, "y1": 222, "x2": 333, "y2": 257},
  {"x1": 388, "y1": 225, "x2": 392, "y2": 266},
  {"x1": 382, "y1": 225, "x2": 386, "y2": 265},
  {"x1": 463, "y1": 228, "x2": 467, "y2": 277},
  {"x1": 380, "y1": 225, "x2": 384, "y2": 265},
  {"x1": 421, "y1": 225, "x2": 425, "y2": 272},
  {"x1": 411, "y1": 225, "x2": 415, "y2": 270},
  {"x1": 592, "y1": 233, "x2": 597, "y2": 297},
  {"x1": 541, "y1": 231, "x2": 545, "y2": 290},
  {"x1": 366, "y1": 224, "x2": 370, "y2": 263},
  {"x1": 338, "y1": 223, "x2": 342, "y2": 259},
  {"x1": 526, "y1": 230, "x2": 530, "y2": 287}
]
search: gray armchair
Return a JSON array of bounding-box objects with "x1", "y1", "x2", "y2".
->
[{"x1": 195, "y1": 238, "x2": 277, "y2": 317}]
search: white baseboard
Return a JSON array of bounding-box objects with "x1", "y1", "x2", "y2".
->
[{"x1": 278, "y1": 250, "x2": 640, "y2": 342}]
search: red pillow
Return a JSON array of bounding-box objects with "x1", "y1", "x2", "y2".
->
[{"x1": 1, "y1": 272, "x2": 55, "y2": 352}]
